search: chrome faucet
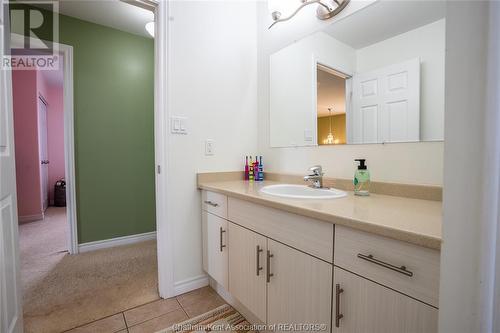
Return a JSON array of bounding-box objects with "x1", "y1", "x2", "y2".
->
[{"x1": 304, "y1": 165, "x2": 324, "y2": 188}]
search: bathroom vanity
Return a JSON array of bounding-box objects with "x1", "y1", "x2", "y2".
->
[{"x1": 198, "y1": 173, "x2": 441, "y2": 333}]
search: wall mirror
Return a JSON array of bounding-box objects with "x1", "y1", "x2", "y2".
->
[{"x1": 269, "y1": 1, "x2": 446, "y2": 147}]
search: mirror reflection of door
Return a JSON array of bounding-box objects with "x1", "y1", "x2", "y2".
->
[{"x1": 316, "y1": 64, "x2": 350, "y2": 145}]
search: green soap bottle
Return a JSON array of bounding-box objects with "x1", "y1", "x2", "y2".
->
[{"x1": 354, "y1": 159, "x2": 370, "y2": 196}]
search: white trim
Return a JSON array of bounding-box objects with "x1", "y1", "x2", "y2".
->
[
  {"x1": 173, "y1": 275, "x2": 209, "y2": 296},
  {"x1": 78, "y1": 231, "x2": 156, "y2": 253},
  {"x1": 154, "y1": 1, "x2": 175, "y2": 298},
  {"x1": 61, "y1": 43, "x2": 78, "y2": 255},
  {"x1": 18, "y1": 214, "x2": 44, "y2": 223},
  {"x1": 485, "y1": 3, "x2": 500, "y2": 331}
]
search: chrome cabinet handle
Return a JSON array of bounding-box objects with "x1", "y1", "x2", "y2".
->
[
  {"x1": 204, "y1": 200, "x2": 219, "y2": 207},
  {"x1": 266, "y1": 250, "x2": 274, "y2": 283},
  {"x1": 256, "y1": 245, "x2": 263, "y2": 276},
  {"x1": 357, "y1": 253, "x2": 413, "y2": 277},
  {"x1": 335, "y1": 284, "x2": 344, "y2": 328},
  {"x1": 219, "y1": 227, "x2": 226, "y2": 252}
]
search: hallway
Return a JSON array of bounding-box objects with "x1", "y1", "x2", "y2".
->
[{"x1": 19, "y1": 208, "x2": 159, "y2": 333}]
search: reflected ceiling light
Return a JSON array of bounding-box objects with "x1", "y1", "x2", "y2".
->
[
  {"x1": 268, "y1": 0, "x2": 350, "y2": 29},
  {"x1": 145, "y1": 21, "x2": 155, "y2": 38},
  {"x1": 323, "y1": 107, "x2": 336, "y2": 145}
]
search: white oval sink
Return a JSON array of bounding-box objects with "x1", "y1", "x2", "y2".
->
[{"x1": 260, "y1": 184, "x2": 347, "y2": 199}]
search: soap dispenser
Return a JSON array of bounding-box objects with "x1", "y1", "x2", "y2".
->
[{"x1": 354, "y1": 159, "x2": 370, "y2": 196}]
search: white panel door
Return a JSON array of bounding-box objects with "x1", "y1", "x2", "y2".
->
[
  {"x1": 351, "y1": 58, "x2": 420, "y2": 143},
  {"x1": 0, "y1": 4, "x2": 24, "y2": 331},
  {"x1": 38, "y1": 97, "x2": 48, "y2": 211}
]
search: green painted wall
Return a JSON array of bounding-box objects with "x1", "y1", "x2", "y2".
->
[{"x1": 58, "y1": 15, "x2": 156, "y2": 243}]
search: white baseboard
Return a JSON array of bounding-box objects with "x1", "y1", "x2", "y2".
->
[
  {"x1": 173, "y1": 274, "x2": 209, "y2": 296},
  {"x1": 19, "y1": 213, "x2": 44, "y2": 223},
  {"x1": 78, "y1": 231, "x2": 156, "y2": 253}
]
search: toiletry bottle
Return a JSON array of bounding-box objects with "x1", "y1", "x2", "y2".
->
[
  {"x1": 249, "y1": 156, "x2": 254, "y2": 182},
  {"x1": 244, "y1": 156, "x2": 249, "y2": 180},
  {"x1": 258, "y1": 156, "x2": 264, "y2": 181},
  {"x1": 254, "y1": 157, "x2": 260, "y2": 181},
  {"x1": 354, "y1": 159, "x2": 370, "y2": 196}
]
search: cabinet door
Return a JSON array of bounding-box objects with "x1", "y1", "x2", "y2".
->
[
  {"x1": 333, "y1": 267, "x2": 438, "y2": 333},
  {"x1": 228, "y1": 222, "x2": 267, "y2": 322},
  {"x1": 202, "y1": 211, "x2": 228, "y2": 289},
  {"x1": 267, "y1": 239, "x2": 332, "y2": 333}
]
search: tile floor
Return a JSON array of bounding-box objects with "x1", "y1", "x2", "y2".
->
[{"x1": 63, "y1": 286, "x2": 226, "y2": 333}]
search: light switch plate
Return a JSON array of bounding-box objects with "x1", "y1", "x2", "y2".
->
[
  {"x1": 304, "y1": 129, "x2": 313, "y2": 142},
  {"x1": 205, "y1": 139, "x2": 215, "y2": 156},
  {"x1": 171, "y1": 116, "x2": 188, "y2": 134}
]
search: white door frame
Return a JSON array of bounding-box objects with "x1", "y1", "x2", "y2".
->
[
  {"x1": 61, "y1": 43, "x2": 78, "y2": 255},
  {"x1": 124, "y1": 0, "x2": 174, "y2": 298},
  {"x1": 151, "y1": 0, "x2": 175, "y2": 299},
  {"x1": 121, "y1": 0, "x2": 174, "y2": 299},
  {"x1": 312, "y1": 56, "x2": 353, "y2": 146},
  {"x1": 10, "y1": 35, "x2": 78, "y2": 255}
]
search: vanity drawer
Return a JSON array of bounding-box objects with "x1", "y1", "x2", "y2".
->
[
  {"x1": 228, "y1": 197, "x2": 333, "y2": 262},
  {"x1": 201, "y1": 191, "x2": 227, "y2": 219},
  {"x1": 335, "y1": 225, "x2": 440, "y2": 307}
]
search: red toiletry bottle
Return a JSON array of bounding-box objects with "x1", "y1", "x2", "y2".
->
[{"x1": 244, "y1": 156, "x2": 249, "y2": 180}]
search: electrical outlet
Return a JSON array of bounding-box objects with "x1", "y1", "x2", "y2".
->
[{"x1": 205, "y1": 139, "x2": 215, "y2": 156}]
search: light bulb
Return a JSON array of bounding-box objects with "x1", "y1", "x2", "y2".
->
[{"x1": 145, "y1": 22, "x2": 155, "y2": 38}]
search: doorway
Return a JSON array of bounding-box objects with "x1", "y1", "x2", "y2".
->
[
  {"x1": 0, "y1": 0, "x2": 172, "y2": 331},
  {"x1": 316, "y1": 64, "x2": 348, "y2": 145}
]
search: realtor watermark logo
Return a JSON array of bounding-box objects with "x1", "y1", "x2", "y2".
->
[{"x1": 2, "y1": 1, "x2": 60, "y2": 70}]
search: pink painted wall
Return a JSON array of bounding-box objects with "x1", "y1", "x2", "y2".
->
[
  {"x1": 12, "y1": 70, "x2": 42, "y2": 219},
  {"x1": 13, "y1": 69, "x2": 65, "y2": 221},
  {"x1": 45, "y1": 80, "x2": 65, "y2": 204}
]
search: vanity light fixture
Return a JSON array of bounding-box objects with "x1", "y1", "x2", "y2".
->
[
  {"x1": 145, "y1": 21, "x2": 155, "y2": 38},
  {"x1": 268, "y1": 0, "x2": 350, "y2": 29}
]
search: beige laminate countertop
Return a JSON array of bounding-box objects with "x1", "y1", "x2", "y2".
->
[{"x1": 198, "y1": 180, "x2": 442, "y2": 250}]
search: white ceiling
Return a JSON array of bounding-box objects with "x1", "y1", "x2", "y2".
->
[
  {"x1": 324, "y1": 0, "x2": 446, "y2": 49},
  {"x1": 317, "y1": 68, "x2": 345, "y2": 117},
  {"x1": 57, "y1": 0, "x2": 154, "y2": 39}
]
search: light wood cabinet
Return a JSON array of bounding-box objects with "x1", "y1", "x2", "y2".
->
[
  {"x1": 228, "y1": 197, "x2": 334, "y2": 262},
  {"x1": 228, "y1": 222, "x2": 267, "y2": 322},
  {"x1": 202, "y1": 210, "x2": 228, "y2": 290},
  {"x1": 201, "y1": 191, "x2": 440, "y2": 333},
  {"x1": 333, "y1": 267, "x2": 438, "y2": 333},
  {"x1": 335, "y1": 226, "x2": 440, "y2": 307},
  {"x1": 202, "y1": 190, "x2": 227, "y2": 219},
  {"x1": 267, "y1": 239, "x2": 332, "y2": 333}
]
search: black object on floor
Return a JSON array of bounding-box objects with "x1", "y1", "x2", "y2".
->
[{"x1": 54, "y1": 179, "x2": 66, "y2": 207}]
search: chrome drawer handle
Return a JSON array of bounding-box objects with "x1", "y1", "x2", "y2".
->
[
  {"x1": 256, "y1": 245, "x2": 263, "y2": 276},
  {"x1": 357, "y1": 253, "x2": 413, "y2": 277},
  {"x1": 335, "y1": 284, "x2": 344, "y2": 328},
  {"x1": 266, "y1": 250, "x2": 274, "y2": 283},
  {"x1": 204, "y1": 200, "x2": 219, "y2": 207},
  {"x1": 219, "y1": 227, "x2": 226, "y2": 252}
]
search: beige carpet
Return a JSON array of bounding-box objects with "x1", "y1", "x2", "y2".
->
[{"x1": 19, "y1": 207, "x2": 159, "y2": 333}]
